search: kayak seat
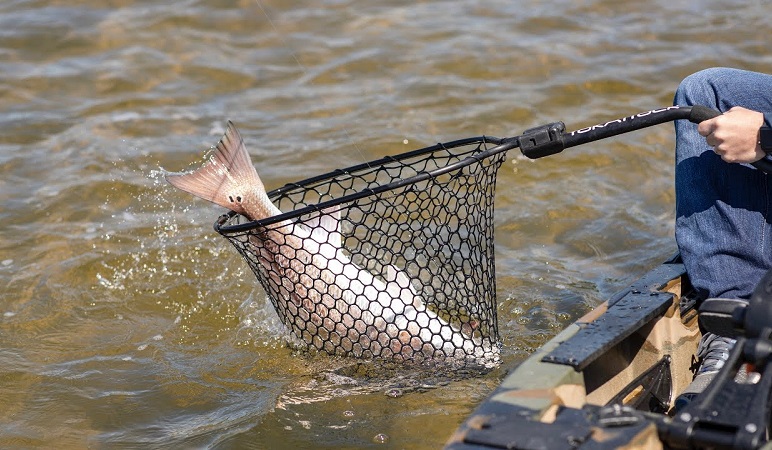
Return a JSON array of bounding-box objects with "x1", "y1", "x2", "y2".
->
[{"x1": 698, "y1": 297, "x2": 747, "y2": 340}]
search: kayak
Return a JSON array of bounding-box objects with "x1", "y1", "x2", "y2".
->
[
  {"x1": 445, "y1": 254, "x2": 703, "y2": 449},
  {"x1": 445, "y1": 249, "x2": 772, "y2": 449}
]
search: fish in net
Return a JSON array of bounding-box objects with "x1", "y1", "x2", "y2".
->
[{"x1": 166, "y1": 122, "x2": 513, "y2": 368}]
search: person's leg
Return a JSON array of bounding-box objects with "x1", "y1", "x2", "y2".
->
[
  {"x1": 675, "y1": 67, "x2": 772, "y2": 300},
  {"x1": 673, "y1": 68, "x2": 772, "y2": 409}
]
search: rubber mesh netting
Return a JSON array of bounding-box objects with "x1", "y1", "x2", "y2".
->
[{"x1": 216, "y1": 138, "x2": 511, "y2": 368}]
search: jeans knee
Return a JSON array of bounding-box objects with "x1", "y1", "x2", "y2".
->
[{"x1": 674, "y1": 67, "x2": 737, "y2": 107}]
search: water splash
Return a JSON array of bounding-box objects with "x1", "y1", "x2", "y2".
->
[
  {"x1": 234, "y1": 290, "x2": 290, "y2": 348},
  {"x1": 93, "y1": 161, "x2": 253, "y2": 334}
]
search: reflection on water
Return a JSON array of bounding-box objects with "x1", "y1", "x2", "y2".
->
[{"x1": 1, "y1": 0, "x2": 770, "y2": 448}]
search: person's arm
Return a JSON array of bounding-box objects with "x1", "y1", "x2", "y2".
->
[{"x1": 697, "y1": 106, "x2": 765, "y2": 164}]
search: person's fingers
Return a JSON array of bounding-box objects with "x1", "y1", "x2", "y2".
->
[{"x1": 697, "y1": 117, "x2": 718, "y2": 137}]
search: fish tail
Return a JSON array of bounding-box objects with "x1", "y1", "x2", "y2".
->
[{"x1": 165, "y1": 121, "x2": 270, "y2": 218}]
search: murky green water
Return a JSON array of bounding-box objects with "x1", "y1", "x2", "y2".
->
[{"x1": 1, "y1": 0, "x2": 770, "y2": 448}]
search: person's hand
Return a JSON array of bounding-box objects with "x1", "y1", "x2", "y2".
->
[{"x1": 698, "y1": 106, "x2": 765, "y2": 163}]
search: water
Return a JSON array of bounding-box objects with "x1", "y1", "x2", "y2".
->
[{"x1": 1, "y1": 0, "x2": 770, "y2": 448}]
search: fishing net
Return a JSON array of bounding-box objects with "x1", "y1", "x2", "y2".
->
[{"x1": 216, "y1": 137, "x2": 517, "y2": 368}]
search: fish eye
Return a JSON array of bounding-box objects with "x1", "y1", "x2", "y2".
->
[
  {"x1": 228, "y1": 195, "x2": 234, "y2": 203},
  {"x1": 236, "y1": 196, "x2": 242, "y2": 202}
]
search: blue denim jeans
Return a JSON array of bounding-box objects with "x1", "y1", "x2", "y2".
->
[{"x1": 675, "y1": 68, "x2": 772, "y2": 300}]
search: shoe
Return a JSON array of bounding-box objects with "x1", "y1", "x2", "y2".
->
[{"x1": 673, "y1": 332, "x2": 736, "y2": 412}]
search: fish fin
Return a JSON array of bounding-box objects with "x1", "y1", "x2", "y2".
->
[{"x1": 165, "y1": 121, "x2": 267, "y2": 218}]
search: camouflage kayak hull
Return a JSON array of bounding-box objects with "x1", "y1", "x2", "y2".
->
[{"x1": 446, "y1": 256, "x2": 702, "y2": 450}]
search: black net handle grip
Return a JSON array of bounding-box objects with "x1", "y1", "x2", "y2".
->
[
  {"x1": 687, "y1": 105, "x2": 721, "y2": 123},
  {"x1": 521, "y1": 106, "x2": 699, "y2": 159},
  {"x1": 519, "y1": 105, "x2": 772, "y2": 174},
  {"x1": 688, "y1": 105, "x2": 772, "y2": 174}
]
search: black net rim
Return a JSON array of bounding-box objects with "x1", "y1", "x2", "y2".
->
[{"x1": 214, "y1": 135, "x2": 517, "y2": 234}]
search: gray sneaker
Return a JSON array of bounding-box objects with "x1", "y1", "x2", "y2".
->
[{"x1": 673, "y1": 332, "x2": 736, "y2": 411}]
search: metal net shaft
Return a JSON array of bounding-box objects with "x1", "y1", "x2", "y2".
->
[{"x1": 216, "y1": 137, "x2": 511, "y2": 368}]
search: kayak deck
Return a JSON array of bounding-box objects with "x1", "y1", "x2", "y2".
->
[{"x1": 446, "y1": 256, "x2": 701, "y2": 449}]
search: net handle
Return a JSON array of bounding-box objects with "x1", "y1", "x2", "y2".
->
[{"x1": 521, "y1": 105, "x2": 772, "y2": 174}]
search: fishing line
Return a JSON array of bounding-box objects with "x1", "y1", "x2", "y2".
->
[{"x1": 251, "y1": 0, "x2": 372, "y2": 168}]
